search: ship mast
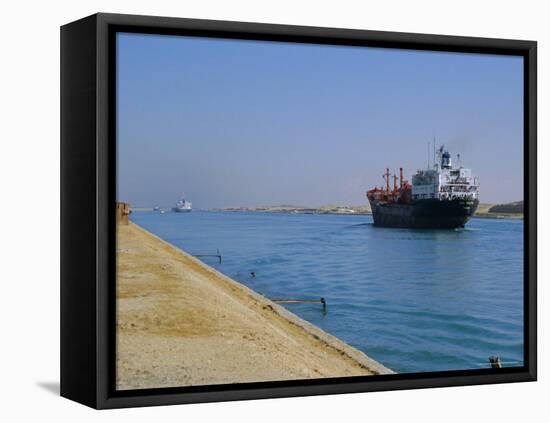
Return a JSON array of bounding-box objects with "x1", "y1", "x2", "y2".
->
[
  {"x1": 384, "y1": 168, "x2": 391, "y2": 193},
  {"x1": 433, "y1": 137, "x2": 436, "y2": 169}
]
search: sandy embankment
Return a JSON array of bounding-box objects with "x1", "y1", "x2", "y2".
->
[
  {"x1": 474, "y1": 203, "x2": 523, "y2": 220},
  {"x1": 116, "y1": 222, "x2": 392, "y2": 390}
]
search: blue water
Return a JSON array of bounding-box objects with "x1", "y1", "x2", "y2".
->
[{"x1": 130, "y1": 211, "x2": 524, "y2": 374}]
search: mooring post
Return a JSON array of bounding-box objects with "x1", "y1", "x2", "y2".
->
[
  {"x1": 489, "y1": 356, "x2": 502, "y2": 368},
  {"x1": 320, "y1": 297, "x2": 327, "y2": 314}
]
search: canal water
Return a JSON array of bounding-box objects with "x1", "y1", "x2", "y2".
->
[{"x1": 129, "y1": 210, "x2": 524, "y2": 374}]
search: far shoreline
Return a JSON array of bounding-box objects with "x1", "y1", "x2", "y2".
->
[{"x1": 131, "y1": 207, "x2": 523, "y2": 221}]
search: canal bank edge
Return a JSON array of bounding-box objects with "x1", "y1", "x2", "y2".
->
[{"x1": 117, "y1": 221, "x2": 392, "y2": 388}]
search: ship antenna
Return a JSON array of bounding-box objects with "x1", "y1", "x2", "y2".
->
[
  {"x1": 427, "y1": 142, "x2": 430, "y2": 169},
  {"x1": 433, "y1": 136, "x2": 436, "y2": 169}
]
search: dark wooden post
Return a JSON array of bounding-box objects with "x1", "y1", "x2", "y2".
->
[{"x1": 489, "y1": 356, "x2": 502, "y2": 368}]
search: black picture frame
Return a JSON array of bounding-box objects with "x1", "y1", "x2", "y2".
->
[{"x1": 60, "y1": 12, "x2": 537, "y2": 409}]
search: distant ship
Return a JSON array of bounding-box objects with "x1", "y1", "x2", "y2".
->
[
  {"x1": 366, "y1": 146, "x2": 479, "y2": 229},
  {"x1": 172, "y1": 194, "x2": 192, "y2": 213}
]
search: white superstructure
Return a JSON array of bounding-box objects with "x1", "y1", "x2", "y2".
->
[
  {"x1": 173, "y1": 194, "x2": 192, "y2": 212},
  {"x1": 411, "y1": 146, "x2": 479, "y2": 202}
]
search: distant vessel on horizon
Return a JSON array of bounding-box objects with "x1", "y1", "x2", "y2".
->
[
  {"x1": 172, "y1": 194, "x2": 192, "y2": 213},
  {"x1": 367, "y1": 145, "x2": 479, "y2": 229}
]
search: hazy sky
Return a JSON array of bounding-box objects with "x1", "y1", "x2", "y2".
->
[{"x1": 117, "y1": 33, "x2": 523, "y2": 208}]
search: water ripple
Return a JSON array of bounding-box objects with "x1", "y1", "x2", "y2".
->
[{"x1": 131, "y1": 211, "x2": 524, "y2": 373}]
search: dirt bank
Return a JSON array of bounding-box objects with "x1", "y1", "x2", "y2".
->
[{"x1": 116, "y1": 222, "x2": 391, "y2": 390}]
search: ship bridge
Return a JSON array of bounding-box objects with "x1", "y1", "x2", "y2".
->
[{"x1": 411, "y1": 146, "x2": 479, "y2": 201}]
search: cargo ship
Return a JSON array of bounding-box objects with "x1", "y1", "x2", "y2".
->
[
  {"x1": 172, "y1": 194, "x2": 192, "y2": 213},
  {"x1": 367, "y1": 146, "x2": 479, "y2": 229}
]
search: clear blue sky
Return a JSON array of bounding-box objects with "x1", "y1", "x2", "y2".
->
[{"x1": 117, "y1": 33, "x2": 523, "y2": 208}]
